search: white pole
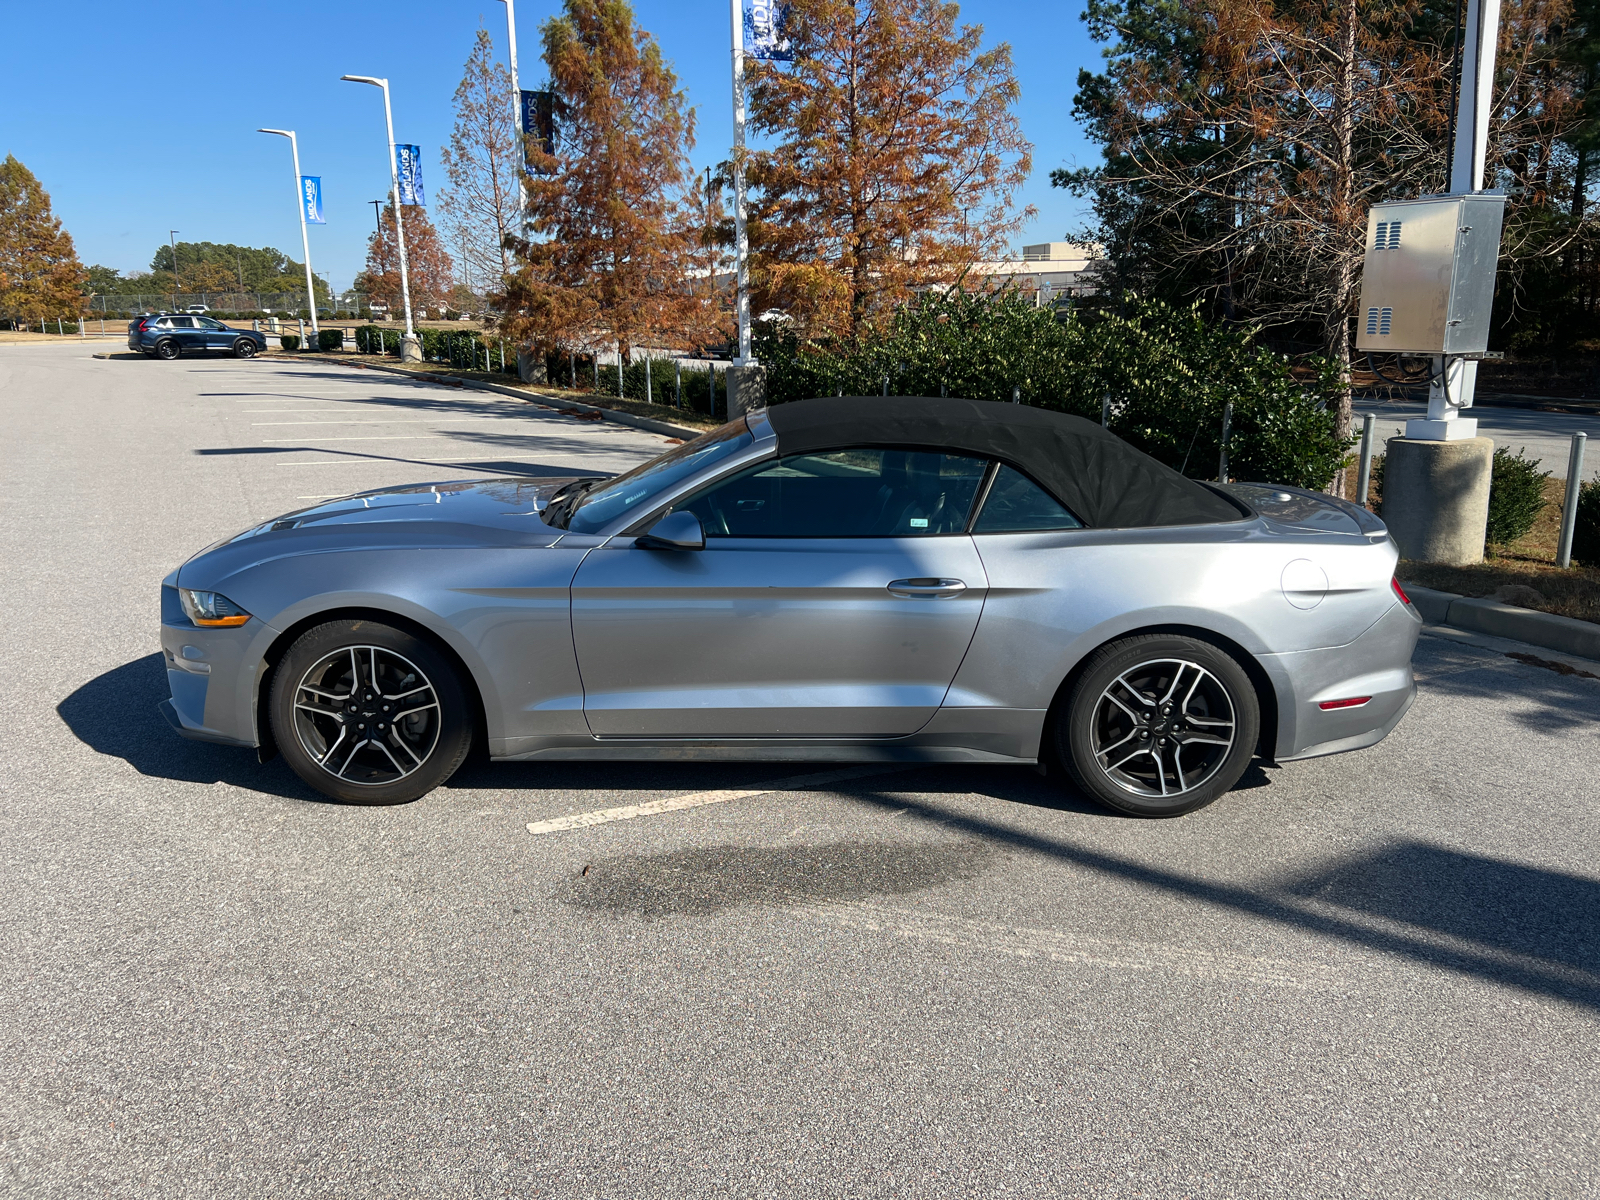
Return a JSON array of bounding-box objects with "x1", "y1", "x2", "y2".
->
[
  {"x1": 1420, "y1": 0, "x2": 1503, "y2": 440},
  {"x1": 342, "y1": 76, "x2": 416, "y2": 339},
  {"x1": 257, "y1": 129, "x2": 320, "y2": 337},
  {"x1": 499, "y1": 0, "x2": 524, "y2": 222},
  {"x1": 729, "y1": 0, "x2": 752, "y2": 364},
  {"x1": 1557, "y1": 432, "x2": 1588, "y2": 568}
]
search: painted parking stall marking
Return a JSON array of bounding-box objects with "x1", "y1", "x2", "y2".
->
[{"x1": 525, "y1": 765, "x2": 911, "y2": 835}]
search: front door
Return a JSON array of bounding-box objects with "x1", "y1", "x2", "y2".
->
[{"x1": 570, "y1": 448, "x2": 992, "y2": 738}]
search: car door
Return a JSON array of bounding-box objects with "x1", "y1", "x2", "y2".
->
[
  {"x1": 569, "y1": 448, "x2": 992, "y2": 738},
  {"x1": 197, "y1": 316, "x2": 232, "y2": 351},
  {"x1": 166, "y1": 316, "x2": 206, "y2": 353}
]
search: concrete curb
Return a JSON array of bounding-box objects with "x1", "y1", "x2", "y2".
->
[
  {"x1": 296, "y1": 354, "x2": 709, "y2": 441},
  {"x1": 1406, "y1": 584, "x2": 1600, "y2": 661}
]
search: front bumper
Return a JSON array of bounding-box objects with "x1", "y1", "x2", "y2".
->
[{"x1": 159, "y1": 583, "x2": 264, "y2": 748}]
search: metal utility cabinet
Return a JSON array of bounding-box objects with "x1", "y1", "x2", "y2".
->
[{"x1": 1354, "y1": 193, "x2": 1505, "y2": 356}]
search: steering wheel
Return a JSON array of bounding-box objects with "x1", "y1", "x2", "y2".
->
[{"x1": 702, "y1": 496, "x2": 732, "y2": 537}]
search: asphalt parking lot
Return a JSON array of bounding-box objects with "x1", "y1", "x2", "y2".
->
[{"x1": 2, "y1": 342, "x2": 1598, "y2": 1198}]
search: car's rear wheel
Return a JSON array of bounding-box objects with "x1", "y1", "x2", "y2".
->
[
  {"x1": 1056, "y1": 634, "x2": 1260, "y2": 817},
  {"x1": 233, "y1": 338, "x2": 258, "y2": 359},
  {"x1": 269, "y1": 620, "x2": 474, "y2": 805},
  {"x1": 154, "y1": 338, "x2": 180, "y2": 360}
]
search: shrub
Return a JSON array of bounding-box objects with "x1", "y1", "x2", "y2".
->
[
  {"x1": 1573, "y1": 478, "x2": 1600, "y2": 567},
  {"x1": 1485, "y1": 446, "x2": 1550, "y2": 547},
  {"x1": 317, "y1": 328, "x2": 344, "y2": 352},
  {"x1": 280, "y1": 334, "x2": 300, "y2": 352},
  {"x1": 355, "y1": 325, "x2": 398, "y2": 354},
  {"x1": 759, "y1": 290, "x2": 1352, "y2": 491}
]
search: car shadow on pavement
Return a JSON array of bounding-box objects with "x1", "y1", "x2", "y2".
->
[
  {"x1": 844, "y1": 787, "x2": 1600, "y2": 1010},
  {"x1": 56, "y1": 653, "x2": 324, "y2": 801}
]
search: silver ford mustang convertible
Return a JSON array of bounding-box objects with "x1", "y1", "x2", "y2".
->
[{"x1": 160, "y1": 396, "x2": 1421, "y2": 816}]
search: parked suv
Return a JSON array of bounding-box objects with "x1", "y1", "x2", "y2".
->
[{"x1": 127, "y1": 314, "x2": 267, "y2": 360}]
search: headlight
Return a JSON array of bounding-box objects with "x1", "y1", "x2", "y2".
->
[{"x1": 179, "y1": 589, "x2": 251, "y2": 627}]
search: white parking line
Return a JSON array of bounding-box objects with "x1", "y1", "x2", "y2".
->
[
  {"x1": 525, "y1": 765, "x2": 910, "y2": 836},
  {"x1": 260, "y1": 434, "x2": 449, "y2": 442},
  {"x1": 251, "y1": 419, "x2": 484, "y2": 426}
]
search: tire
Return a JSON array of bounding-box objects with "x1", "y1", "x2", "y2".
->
[
  {"x1": 1055, "y1": 634, "x2": 1260, "y2": 818},
  {"x1": 154, "y1": 338, "x2": 180, "y2": 360},
  {"x1": 233, "y1": 338, "x2": 258, "y2": 359},
  {"x1": 269, "y1": 619, "x2": 474, "y2": 805}
]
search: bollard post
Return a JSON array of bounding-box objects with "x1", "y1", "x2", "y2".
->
[
  {"x1": 645, "y1": 355, "x2": 653, "y2": 405},
  {"x1": 675, "y1": 361, "x2": 682, "y2": 408},
  {"x1": 617, "y1": 353, "x2": 624, "y2": 398},
  {"x1": 1101, "y1": 393, "x2": 1111, "y2": 427},
  {"x1": 1355, "y1": 412, "x2": 1376, "y2": 509},
  {"x1": 1012, "y1": 385, "x2": 1021, "y2": 404},
  {"x1": 1557, "y1": 431, "x2": 1588, "y2": 568},
  {"x1": 1217, "y1": 401, "x2": 1233, "y2": 482},
  {"x1": 297, "y1": 318, "x2": 306, "y2": 350},
  {"x1": 593, "y1": 356, "x2": 598, "y2": 391},
  {"x1": 710, "y1": 364, "x2": 718, "y2": 417},
  {"x1": 940, "y1": 383, "x2": 947, "y2": 397},
  {"x1": 881, "y1": 375, "x2": 889, "y2": 397}
]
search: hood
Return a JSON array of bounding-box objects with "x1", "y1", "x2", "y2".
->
[{"x1": 178, "y1": 477, "x2": 589, "y2": 587}]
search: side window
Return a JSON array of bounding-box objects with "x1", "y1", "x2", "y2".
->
[
  {"x1": 170, "y1": 316, "x2": 196, "y2": 328},
  {"x1": 678, "y1": 448, "x2": 988, "y2": 537},
  {"x1": 972, "y1": 464, "x2": 1083, "y2": 533},
  {"x1": 200, "y1": 317, "x2": 225, "y2": 330}
]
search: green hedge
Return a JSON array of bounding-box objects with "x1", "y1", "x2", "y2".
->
[
  {"x1": 759, "y1": 291, "x2": 1352, "y2": 491},
  {"x1": 1486, "y1": 447, "x2": 1550, "y2": 547},
  {"x1": 1573, "y1": 478, "x2": 1600, "y2": 567},
  {"x1": 592, "y1": 355, "x2": 724, "y2": 416},
  {"x1": 280, "y1": 334, "x2": 300, "y2": 352},
  {"x1": 317, "y1": 328, "x2": 344, "y2": 351}
]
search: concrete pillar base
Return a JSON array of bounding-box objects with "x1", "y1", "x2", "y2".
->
[
  {"x1": 516, "y1": 347, "x2": 547, "y2": 384},
  {"x1": 1382, "y1": 435, "x2": 1493, "y2": 565},
  {"x1": 726, "y1": 362, "x2": 767, "y2": 419},
  {"x1": 399, "y1": 334, "x2": 423, "y2": 364}
]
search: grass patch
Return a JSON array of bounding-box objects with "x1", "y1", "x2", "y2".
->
[{"x1": 1394, "y1": 476, "x2": 1600, "y2": 624}]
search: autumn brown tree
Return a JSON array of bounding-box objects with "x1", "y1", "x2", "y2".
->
[
  {"x1": 438, "y1": 27, "x2": 522, "y2": 296},
  {"x1": 498, "y1": 0, "x2": 706, "y2": 358},
  {"x1": 0, "y1": 155, "x2": 86, "y2": 318},
  {"x1": 358, "y1": 200, "x2": 456, "y2": 315},
  {"x1": 744, "y1": 0, "x2": 1033, "y2": 342}
]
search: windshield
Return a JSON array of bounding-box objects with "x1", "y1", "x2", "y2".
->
[{"x1": 561, "y1": 421, "x2": 756, "y2": 533}]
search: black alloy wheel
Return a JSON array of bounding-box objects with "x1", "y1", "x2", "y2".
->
[
  {"x1": 1056, "y1": 633, "x2": 1260, "y2": 817},
  {"x1": 154, "y1": 338, "x2": 180, "y2": 360},
  {"x1": 269, "y1": 620, "x2": 474, "y2": 805},
  {"x1": 233, "y1": 338, "x2": 258, "y2": 358}
]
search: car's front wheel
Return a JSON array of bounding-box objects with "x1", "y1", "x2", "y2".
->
[
  {"x1": 269, "y1": 620, "x2": 474, "y2": 804},
  {"x1": 154, "y1": 338, "x2": 180, "y2": 360},
  {"x1": 233, "y1": 338, "x2": 258, "y2": 359},
  {"x1": 1056, "y1": 634, "x2": 1260, "y2": 817}
]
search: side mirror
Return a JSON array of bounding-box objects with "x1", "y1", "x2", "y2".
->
[{"x1": 636, "y1": 510, "x2": 705, "y2": 551}]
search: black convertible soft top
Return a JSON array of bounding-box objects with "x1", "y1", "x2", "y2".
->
[{"x1": 764, "y1": 396, "x2": 1244, "y2": 529}]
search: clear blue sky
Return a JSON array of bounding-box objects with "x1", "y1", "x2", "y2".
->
[{"x1": 0, "y1": 1, "x2": 1104, "y2": 293}]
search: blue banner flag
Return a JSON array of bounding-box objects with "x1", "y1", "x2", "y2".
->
[
  {"x1": 519, "y1": 90, "x2": 556, "y2": 175},
  {"x1": 744, "y1": 0, "x2": 792, "y2": 61},
  {"x1": 300, "y1": 175, "x2": 324, "y2": 225},
  {"x1": 395, "y1": 145, "x2": 427, "y2": 206}
]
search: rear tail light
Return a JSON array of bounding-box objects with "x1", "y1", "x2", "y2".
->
[
  {"x1": 1319, "y1": 696, "x2": 1372, "y2": 710},
  {"x1": 1391, "y1": 577, "x2": 1411, "y2": 606}
]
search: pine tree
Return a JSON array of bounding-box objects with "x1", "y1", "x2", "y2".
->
[
  {"x1": 745, "y1": 0, "x2": 1033, "y2": 342},
  {"x1": 0, "y1": 155, "x2": 86, "y2": 318},
  {"x1": 360, "y1": 201, "x2": 456, "y2": 316},
  {"x1": 439, "y1": 27, "x2": 522, "y2": 296},
  {"x1": 498, "y1": 0, "x2": 705, "y2": 358}
]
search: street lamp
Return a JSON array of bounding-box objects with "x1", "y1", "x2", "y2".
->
[
  {"x1": 257, "y1": 128, "x2": 321, "y2": 339},
  {"x1": 340, "y1": 74, "x2": 420, "y2": 361},
  {"x1": 497, "y1": 0, "x2": 524, "y2": 221},
  {"x1": 169, "y1": 230, "x2": 180, "y2": 310}
]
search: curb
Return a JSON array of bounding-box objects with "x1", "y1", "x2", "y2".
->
[
  {"x1": 1406, "y1": 584, "x2": 1600, "y2": 661},
  {"x1": 292, "y1": 353, "x2": 709, "y2": 441}
]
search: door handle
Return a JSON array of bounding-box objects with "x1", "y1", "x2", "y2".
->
[{"x1": 887, "y1": 577, "x2": 967, "y2": 598}]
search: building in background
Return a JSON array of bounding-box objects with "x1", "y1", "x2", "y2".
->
[{"x1": 971, "y1": 242, "x2": 1102, "y2": 302}]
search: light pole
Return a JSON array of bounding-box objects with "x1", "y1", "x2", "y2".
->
[
  {"x1": 341, "y1": 74, "x2": 420, "y2": 360},
  {"x1": 497, "y1": 0, "x2": 523, "y2": 221},
  {"x1": 169, "y1": 230, "x2": 180, "y2": 309},
  {"x1": 257, "y1": 128, "x2": 320, "y2": 338}
]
